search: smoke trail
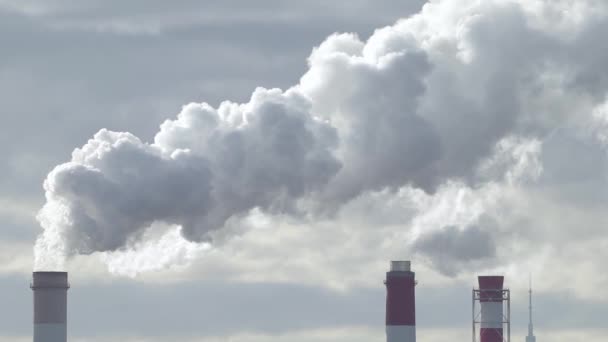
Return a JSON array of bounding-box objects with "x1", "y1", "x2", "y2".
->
[
  {"x1": 413, "y1": 225, "x2": 497, "y2": 277},
  {"x1": 35, "y1": 0, "x2": 608, "y2": 271},
  {"x1": 35, "y1": 90, "x2": 341, "y2": 269}
]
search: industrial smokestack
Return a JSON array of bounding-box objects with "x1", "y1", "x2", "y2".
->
[
  {"x1": 31, "y1": 272, "x2": 69, "y2": 342},
  {"x1": 385, "y1": 260, "x2": 416, "y2": 342},
  {"x1": 478, "y1": 276, "x2": 504, "y2": 342}
]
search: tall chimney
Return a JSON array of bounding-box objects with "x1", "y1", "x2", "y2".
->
[
  {"x1": 31, "y1": 272, "x2": 69, "y2": 342},
  {"x1": 385, "y1": 260, "x2": 416, "y2": 342},
  {"x1": 478, "y1": 276, "x2": 504, "y2": 342}
]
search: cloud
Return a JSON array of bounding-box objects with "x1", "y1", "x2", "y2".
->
[
  {"x1": 87, "y1": 136, "x2": 540, "y2": 289},
  {"x1": 27, "y1": 0, "x2": 608, "y2": 308},
  {"x1": 35, "y1": 88, "x2": 343, "y2": 268},
  {"x1": 4, "y1": 1, "x2": 608, "y2": 340},
  {"x1": 0, "y1": 0, "x2": 427, "y2": 35},
  {"x1": 413, "y1": 225, "x2": 496, "y2": 277}
]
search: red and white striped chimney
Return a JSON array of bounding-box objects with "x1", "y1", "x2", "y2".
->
[
  {"x1": 385, "y1": 260, "x2": 416, "y2": 342},
  {"x1": 478, "y1": 276, "x2": 504, "y2": 342}
]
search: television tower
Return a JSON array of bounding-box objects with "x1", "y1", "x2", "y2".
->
[{"x1": 526, "y1": 278, "x2": 536, "y2": 342}]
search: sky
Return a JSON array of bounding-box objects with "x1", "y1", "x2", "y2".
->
[{"x1": 2, "y1": 0, "x2": 608, "y2": 341}]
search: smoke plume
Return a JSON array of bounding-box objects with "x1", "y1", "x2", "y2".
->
[
  {"x1": 413, "y1": 225, "x2": 496, "y2": 277},
  {"x1": 35, "y1": 0, "x2": 608, "y2": 272}
]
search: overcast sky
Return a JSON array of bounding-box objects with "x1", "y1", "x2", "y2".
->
[{"x1": 3, "y1": 0, "x2": 608, "y2": 341}]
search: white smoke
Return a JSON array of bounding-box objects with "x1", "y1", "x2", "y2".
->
[
  {"x1": 35, "y1": 0, "x2": 608, "y2": 274},
  {"x1": 35, "y1": 89, "x2": 341, "y2": 269}
]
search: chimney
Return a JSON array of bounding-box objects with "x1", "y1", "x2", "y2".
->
[
  {"x1": 477, "y1": 276, "x2": 504, "y2": 342},
  {"x1": 385, "y1": 260, "x2": 416, "y2": 342},
  {"x1": 31, "y1": 272, "x2": 69, "y2": 342}
]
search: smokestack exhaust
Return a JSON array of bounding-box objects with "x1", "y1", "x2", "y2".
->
[
  {"x1": 31, "y1": 272, "x2": 69, "y2": 342},
  {"x1": 385, "y1": 260, "x2": 416, "y2": 342}
]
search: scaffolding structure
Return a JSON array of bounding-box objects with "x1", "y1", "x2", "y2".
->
[{"x1": 472, "y1": 287, "x2": 510, "y2": 342}]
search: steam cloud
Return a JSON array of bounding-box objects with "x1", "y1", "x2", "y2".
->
[
  {"x1": 35, "y1": 0, "x2": 608, "y2": 272},
  {"x1": 413, "y1": 225, "x2": 496, "y2": 277}
]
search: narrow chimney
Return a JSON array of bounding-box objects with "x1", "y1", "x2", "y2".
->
[
  {"x1": 31, "y1": 272, "x2": 69, "y2": 342},
  {"x1": 385, "y1": 260, "x2": 416, "y2": 342}
]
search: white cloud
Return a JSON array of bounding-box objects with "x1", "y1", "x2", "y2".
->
[{"x1": 24, "y1": 0, "x2": 608, "y2": 312}]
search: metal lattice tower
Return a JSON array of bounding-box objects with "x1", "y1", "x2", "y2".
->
[
  {"x1": 472, "y1": 276, "x2": 510, "y2": 342},
  {"x1": 526, "y1": 277, "x2": 536, "y2": 342}
]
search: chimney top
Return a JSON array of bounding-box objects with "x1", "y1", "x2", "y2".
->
[
  {"x1": 390, "y1": 260, "x2": 411, "y2": 272},
  {"x1": 31, "y1": 271, "x2": 69, "y2": 289}
]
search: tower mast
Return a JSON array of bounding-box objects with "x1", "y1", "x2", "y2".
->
[{"x1": 525, "y1": 276, "x2": 536, "y2": 342}]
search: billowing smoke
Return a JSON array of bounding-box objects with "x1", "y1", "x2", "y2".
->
[
  {"x1": 413, "y1": 225, "x2": 496, "y2": 277},
  {"x1": 35, "y1": 0, "x2": 608, "y2": 272},
  {"x1": 35, "y1": 90, "x2": 341, "y2": 269}
]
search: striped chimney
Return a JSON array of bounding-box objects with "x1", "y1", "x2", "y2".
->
[
  {"x1": 31, "y1": 272, "x2": 69, "y2": 342},
  {"x1": 385, "y1": 260, "x2": 416, "y2": 342},
  {"x1": 478, "y1": 276, "x2": 504, "y2": 342}
]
